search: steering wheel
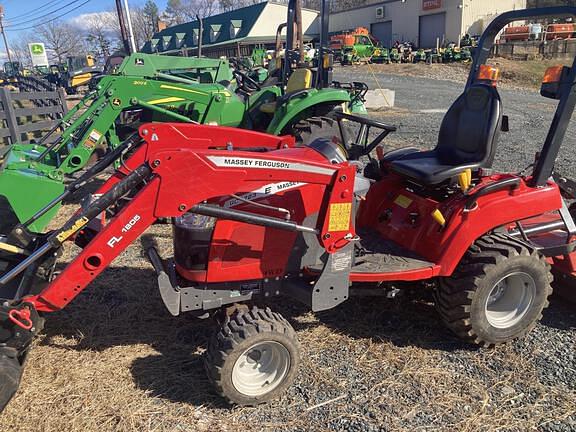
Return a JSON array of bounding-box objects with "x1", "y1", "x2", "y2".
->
[{"x1": 233, "y1": 69, "x2": 262, "y2": 93}]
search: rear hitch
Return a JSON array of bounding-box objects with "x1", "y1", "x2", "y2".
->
[{"x1": 0, "y1": 301, "x2": 43, "y2": 411}]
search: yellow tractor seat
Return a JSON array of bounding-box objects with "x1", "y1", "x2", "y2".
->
[
  {"x1": 286, "y1": 68, "x2": 313, "y2": 93},
  {"x1": 259, "y1": 68, "x2": 313, "y2": 113}
]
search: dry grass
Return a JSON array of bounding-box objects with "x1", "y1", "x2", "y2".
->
[
  {"x1": 0, "y1": 203, "x2": 574, "y2": 431},
  {"x1": 347, "y1": 57, "x2": 575, "y2": 90}
]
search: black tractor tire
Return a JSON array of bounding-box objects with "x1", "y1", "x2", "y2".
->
[
  {"x1": 434, "y1": 233, "x2": 553, "y2": 347},
  {"x1": 0, "y1": 349, "x2": 24, "y2": 411},
  {"x1": 204, "y1": 306, "x2": 300, "y2": 406},
  {"x1": 292, "y1": 115, "x2": 345, "y2": 147}
]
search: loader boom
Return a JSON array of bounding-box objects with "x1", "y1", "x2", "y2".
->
[{"x1": 10, "y1": 123, "x2": 357, "y2": 313}]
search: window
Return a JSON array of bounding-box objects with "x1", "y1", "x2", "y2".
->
[
  {"x1": 210, "y1": 25, "x2": 222, "y2": 43},
  {"x1": 230, "y1": 20, "x2": 242, "y2": 38}
]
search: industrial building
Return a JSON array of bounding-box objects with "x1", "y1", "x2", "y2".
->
[
  {"x1": 141, "y1": 2, "x2": 319, "y2": 58},
  {"x1": 329, "y1": 0, "x2": 527, "y2": 48},
  {"x1": 142, "y1": 0, "x2": 530, "y2": 56}
]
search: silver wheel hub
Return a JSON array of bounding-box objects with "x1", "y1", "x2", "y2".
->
[
  {"x1": 232, "y1": 341, "x2": 290, "y2": 397},
  {"x1": 485, "y1": 271, "x2": 536, "y2": 329}
]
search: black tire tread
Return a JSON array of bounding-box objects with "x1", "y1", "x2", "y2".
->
[
  {"x1": 204, "y1": 306, "x2": 299, "y2": 405},
  {"x1": 292, "y1": 115, "x2": 342, "y2": 147},
  {"x1": 434, "y1": 233, "x2": 553, "y2": 347}
]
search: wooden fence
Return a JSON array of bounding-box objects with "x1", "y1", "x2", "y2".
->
[{"x1": 0, "y1": 86, "x2": 67, "y2": 146}]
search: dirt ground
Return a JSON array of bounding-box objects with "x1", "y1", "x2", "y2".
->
[{"x1": 1, "y1": 60, "x2": 576, "y2": 431}]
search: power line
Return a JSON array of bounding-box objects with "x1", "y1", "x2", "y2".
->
[
  {"x1": 6, "y1": 0, "x2": 87, "y2": 28},
  {"x1": 6, "y1": 0, "x2": 63, "y2": 22},
  {"x1": 5, "y1": 0, "x2": 92, "y2": 31}
]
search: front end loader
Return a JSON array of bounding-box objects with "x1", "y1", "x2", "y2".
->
[
  {"x1": 0, "y1": 50, "x2": 365, "y2": 235},
  {"x1": 0, "y1": 53, "x2": 247, "y2": 234},
  {"x1": 0, "y1": 7, "x2": 573, "y2": 410}
]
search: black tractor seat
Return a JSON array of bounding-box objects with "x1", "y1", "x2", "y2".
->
[{"x1": 387, "y1": 83, "x2": 502, "y2": 185}]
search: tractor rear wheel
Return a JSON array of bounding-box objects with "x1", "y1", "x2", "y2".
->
[
  {"x1": 435, "y1": 233, "x2": 552, "y2": 346},
  {"x1": 204, "y1": 306, "x2": 300, "y2": 406},
  {"x1": 292, "y1": 115, "x2": 345, "y2": 148}
]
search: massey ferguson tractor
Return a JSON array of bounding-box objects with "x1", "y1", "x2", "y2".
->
[{"x1": 0, "y1": 7, "x2": 575, "y2": 409}]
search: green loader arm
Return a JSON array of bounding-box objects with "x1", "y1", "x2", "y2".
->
[{"x1": 0, "y1": 73, "x2": 246, "y2": 232}]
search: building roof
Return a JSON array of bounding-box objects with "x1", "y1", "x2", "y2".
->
[
  {"x1": 142, "y1": 2, "x2": 269, "y2": 53},
  {"x1": 141, "y1": 1, "x2": 320, "y2": 54}
]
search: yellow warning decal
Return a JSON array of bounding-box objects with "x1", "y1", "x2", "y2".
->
[
  {"x1": 83, "y1": 129, "x2": 102, "y2": 149},
  {"x1": 56, "y1": 217, "x2": 89, "y2": 243},
  {"x1": 328, "y1": 203, "x2": 352, "y2": 232},
  {"x1": 394, "y1": 194, "x2": 412, "y2": 209}
]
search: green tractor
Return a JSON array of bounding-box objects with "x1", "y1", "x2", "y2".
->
[
  {"x1": 339, "y1": 28, "x2": 378, "y2": 65},
  {"x1": 372, "y1": 47, "x2": 391, "y2": 64},
  {"x1": 0, "y1": 4, "x2": 366, "y2": 234},
  {"x1": 413, "y1": 48, "x2": 427, "y2": 63},
  {"x1": 389, "y1": 48, "x2": 402, "y2": 63}
]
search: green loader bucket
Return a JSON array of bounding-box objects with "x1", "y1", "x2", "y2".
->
[{"x1": 0, "y1": 167, "x2": 64, "y2": 234}]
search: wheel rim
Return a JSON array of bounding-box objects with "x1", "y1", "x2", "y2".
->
[
  {"x1": 231, "y1": 341, "x2": 290, "y2": 397},
  {"x1": 485, "y1": 271, "x2": 536, "y2": 329}
]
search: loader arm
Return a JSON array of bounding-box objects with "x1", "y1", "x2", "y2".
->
[
  {"x1": 4, "y1": 123, "x2": 356, "y2": 313},
  {"x1": 0, "y1": 76, "x2": 246, "y2": 233}
]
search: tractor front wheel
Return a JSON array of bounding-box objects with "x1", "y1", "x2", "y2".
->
[
  {"x1": 435, "y1": 233, "x2": 552, "y2": 346},
  {"x1": 204, "y1": 306, "x2": 300, "y2": 406}
]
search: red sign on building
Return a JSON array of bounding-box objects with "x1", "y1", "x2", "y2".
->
[{"x1": 423, "y1": 0, "x2": 442, "y2": 11}]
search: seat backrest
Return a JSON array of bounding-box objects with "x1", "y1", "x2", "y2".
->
[
  {"x1": 286, "y1": 68, "x2": 312, "y2": 93},
  {"x1": 436, "y1": 84, "x2": 502, "y2": 167}
]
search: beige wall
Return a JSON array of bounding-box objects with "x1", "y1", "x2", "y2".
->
[
  {"x1": 249, "y1": 3, "x2": 319, "y2": 38},
  {"x1": 330, "y1": 0, "x2": 527, "y2": 46},
  {"x1": 461, "y1": 0, "x2": 526, "y2": 36}
]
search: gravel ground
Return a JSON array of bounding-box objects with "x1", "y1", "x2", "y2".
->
[
  {"x1": 1, "y1": 67, "x2": 576, "y2": 431},
  {"x1": 334, "y1": 64, "x2": 576, "y2": 178}
]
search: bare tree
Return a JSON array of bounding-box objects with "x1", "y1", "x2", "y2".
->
[
  {"x1": 84, "y1": 13, "x2": 116, "y2": 59},
  {"x1": 165, "y1": 0, "x2": 188, "y2": 25},
  {"x1": 181, "y1": 0, "x2": 220, "y2": 19},
  {"x1": 130, "y1": 2, "x2": 160, "y2": 49},
  {"x1": 37, "y1": 20, "x2": 84, "y2": 64},
  {"x1": 11, "y1": 34, "x2": 34, "y2": 67}
]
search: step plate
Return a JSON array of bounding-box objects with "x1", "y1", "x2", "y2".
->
[{"x1": 352, "y1": 229, "x2": 434, "y2": 274}]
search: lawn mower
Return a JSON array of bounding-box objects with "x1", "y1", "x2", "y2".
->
[
  {"x1": 0, "y1": 0, "x2": 368, "y2": 236},
  {"x1": 2, "y1": 5, "x2": 573, "y2": 412},
  {"x1": 389, "y1": 48, "x2": 402, "y2": 63},
  {"x1": 372, "y1": 47, "x2": 391, "y2": 64},
  {"x1": 413, "y1": 48, "x2": 427, "y2": 63}
]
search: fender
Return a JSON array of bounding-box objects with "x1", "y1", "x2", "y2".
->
[{"x1": 266, "y1": 88, "x2": 351, "y2": 135}]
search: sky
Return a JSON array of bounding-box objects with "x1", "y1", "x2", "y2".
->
[{"x1": 0, "y1": 0, "x2": 169, "y2": 48}]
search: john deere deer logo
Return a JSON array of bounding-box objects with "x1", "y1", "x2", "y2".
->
[{"x1": 30, "y1": 44, "x2": 44, "y2": 55}]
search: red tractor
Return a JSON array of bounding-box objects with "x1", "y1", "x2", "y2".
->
[{"x1": 0, "y1": 6, "x2": 575, "y2": 409}]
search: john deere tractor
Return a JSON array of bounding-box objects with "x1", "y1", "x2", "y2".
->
[
  {"x1": 336, "y1": 28, "x2": 379, "y2": 65},
  {"x1": 0, "y1": 0, "x2": 366, "y2": 235}
]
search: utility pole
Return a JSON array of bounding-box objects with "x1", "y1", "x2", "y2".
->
[
  {"x1": 115, "y1": 0, "x2": 131, "y2": 54},
  {"x1": 123, "y1": 0, "x2": 137, "y2": 53},
  {"x1": 0, "y1": 5, "x2": 13, "y2": 64},
  {"x1": 197, "y1": 15, "x2": 203, "y2": 58}
]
